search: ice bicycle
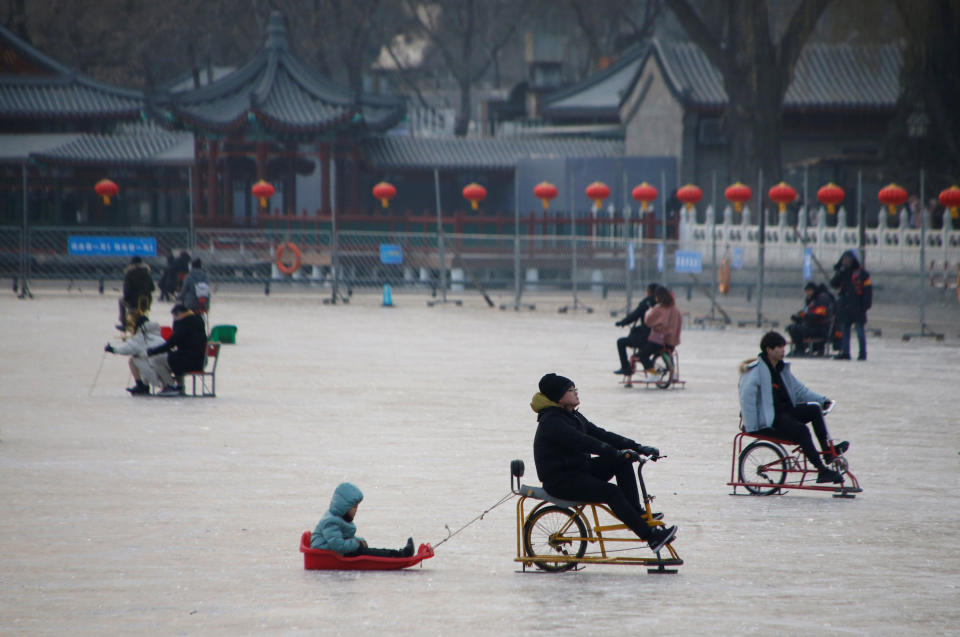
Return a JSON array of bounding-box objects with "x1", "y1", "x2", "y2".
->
[
  {"x1": 727, "y1": 402, "x2": 862, "y2": 498},
  {"x1": 620, "y1": 346, "x2": 686, "y2": 389},
  {"x1": 510, "y1": 454, "x2": 683, "y2": 574}
]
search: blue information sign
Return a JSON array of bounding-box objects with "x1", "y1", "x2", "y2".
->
[
  {"x1": 732, "y1": 246, "x2": 745, "y2": 270},
  {"x1": 627, "y1": 241, "x2": 635, "y2": 271},
  {"x1": 674, "y1": 250, "x2": 702, "y2": 273},
  {"x1": 803, "y1": 247, "x2": 813, "y2": 280},
  {"x1": 656, "y1": 243, "x2": 664, "y2": 273},
  {"x1": 379, "y1": 244, "x2": 403, "y2": 265},
  {"x1": 68, "y1": 236, "x2": 156, "y2": 256}
]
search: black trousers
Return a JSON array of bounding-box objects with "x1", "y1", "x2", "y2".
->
[
  {"x1": 344, "y1": 546, "x2": 405, "y2": 558},
  {"x1": 545, "y1": 455, "x2": 651, "y2": 540},
  {"x1": 636, "y1": 341, "x2": 669, "y2": 372},
  {"x1": 758, "y1": 403, "x2": 830, "y2": 468},
  {"x1": 616, "y1": 326, "x2": 649, "y2": 371}
]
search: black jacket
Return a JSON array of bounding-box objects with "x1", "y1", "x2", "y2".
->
[
  {"x1": 617, "y1": 294, "x2": 656, "y2": 339},
  {"x1": 830, "y1": 250, "x2": 872, "y2": 323},
  {"x1": 533, "y1": 401, "x2": 637, "y2": 488},
  {"x1": 122, "y1": 263, "x2": 155, "y2": 304},
  {"x1": 148, "y1": 312, "x2": 207, "y2": 371}
]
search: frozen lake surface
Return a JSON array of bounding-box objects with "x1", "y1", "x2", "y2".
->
[{"x1": 1, "y1": 285, "x2": 958, "y2": 636}]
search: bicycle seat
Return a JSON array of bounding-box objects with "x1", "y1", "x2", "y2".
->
[{"x1": 518, "y1": 484, "x2": 584, "y2": 508}]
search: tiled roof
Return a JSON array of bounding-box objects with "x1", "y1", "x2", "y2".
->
[
  {"x1": 0, "y1": 24, "x2": 143, "y2": 119},
  {"x1": 160, "y1": 12, "x2": 404, "y2": 134},
  {"x1": 542, "y1": 44, "x2": 648, "y2": 121},
  {"x1": 32, "y1": 123, "x2": 193, "y2": 166},
  {"x1": 650, "y1": 39, "x2": 902, "y2": 111},
  {"x1": 363, "y1": 136, "x2": 624, "y2": 170}
]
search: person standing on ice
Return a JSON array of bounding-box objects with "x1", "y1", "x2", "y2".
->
[
  {"x1": 738, "y1": 331, "x2": 848, "y2": 484},
  {"x1": 531, "y1": 373, "x2": 677, "y2": 553},
  {"x1": 830, "y1": 250, "x2": 871, "y2": 360},
  {"x1": 311, "y1": 482, "x2": 414, "y2": 558}
]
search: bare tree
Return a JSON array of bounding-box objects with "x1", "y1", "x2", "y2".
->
[
  {"x1": 400, "y1": 0, "x2": 533, "y2": 136},
  {"x1": 665, "y1": 0, "x2": 830, "y2": 184},
  {"x1": 565, "y1": 0, "x2": 663, "y2": 78}
]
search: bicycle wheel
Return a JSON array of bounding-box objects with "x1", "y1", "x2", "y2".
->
[
  {"x1": 522, "y1": 505, "x2": 588, "y2": 572},
  {"x1": 738, "y1": 441, "x2": 788, "y2": 495},
  {"x1": 654, "y1": 351, "x2": 672, "y2": 389}
]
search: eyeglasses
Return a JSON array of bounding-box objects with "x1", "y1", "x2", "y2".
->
[{"x1": 566, "y1": 387, "x2": 578, "y2": 394}]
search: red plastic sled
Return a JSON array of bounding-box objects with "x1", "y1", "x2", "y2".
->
[{"x1": 300, "y1": 531, "x2": 434, "y2": 570}]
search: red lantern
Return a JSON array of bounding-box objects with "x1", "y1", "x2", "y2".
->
[
  {"x1": 533, "y1": 181, "x2": 558, "y2": 210},
  {"x1": 768, "y1": 181, "x2": 797, "y2": 214},
  {"x1": 585, "y1": 181, "x2": 610, "y2": 209},
  {"x1": 251, "y1": 180, "x2": 275, "y2": 208},
  {"x1": 817, "y1": 182, "x2": 845, "y2": 215},
  {"x1": 462, "y1": 182, "x2": 486, "y2": 210},
  {"x1": 372, "y1": 181, "x2": 396, "y2": 208},
  {"x1": 878, "y1": 183, "x2": 907, "y2": 216},
  {"x1": 676, "y1": 184, "x2": 703, "y2": 211},
  {"x1": 725, "y1": 182, "x2": 752, "y2": 213},
  {"x1": 94, "y1": 178, "x2": 119, "y2": 205},
  {"x1": 631, "y1": 182, "x2": 658, "y2": 212},
  {"x1": 938, "y1": 185, "x2": 960, "y2": 219}
]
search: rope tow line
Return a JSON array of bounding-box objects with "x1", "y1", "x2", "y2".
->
[{"x1": 431, "y1": 491, "x2": 514, "y2": 550}]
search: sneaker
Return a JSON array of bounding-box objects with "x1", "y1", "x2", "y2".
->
[
  {"x1": 157, "y1": 385, "x2": 182, "y2": 397},
  {"x1": 857, "y1": 354, "x2": 867, "y2": 361},
  {"x1": 126, "y1": 382, "x2": 150, "y2": 395},
  {"x1": 833, "y1": 354, "x2": 851, "y2": 360},
  {"x1": 401, "y1": 537, "x2": 414, "y2": 557},
  {"x1": 816, "y1": 467, "x2": 844, "y2": 484},
  {"x1": 613, "y1": 368, "x2": 632, "y2": 375},
  {"x1": 822, "y1": 441, "x2": 850, "y2": 464},
  {"x1": 647, "y1": 525, "x2": 677, "y2": 553}
]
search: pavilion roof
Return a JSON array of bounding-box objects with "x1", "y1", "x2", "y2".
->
[
  {"x1": 29, "y1": 123, "x2": 193, "y2": 166},
  {"x1": 0, "y1": 24, "x2": 143, "y2": 120},
  {"x1": 157, "y1": 12, "x2": 404, "y2": 136}
]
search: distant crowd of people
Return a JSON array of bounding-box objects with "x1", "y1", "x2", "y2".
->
[{"x1": 106, "y1": 251, "x2": 211, "y2": 396}]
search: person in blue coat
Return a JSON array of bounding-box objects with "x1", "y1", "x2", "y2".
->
[
  {"x1": 311, "y1": 482, "x2": 414, "y2": 557},
  {"x1": 738, "y1": 331, "x2": 849, "y2": 484}
]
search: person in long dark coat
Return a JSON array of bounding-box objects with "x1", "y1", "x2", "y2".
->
[{"x1": 829, "y1": 250, "x2": 872, "y2": 360}]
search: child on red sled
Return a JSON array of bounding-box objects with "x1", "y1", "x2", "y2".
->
[{"x1": 311, "y1": 482, "x2": 414, "y2": 558}]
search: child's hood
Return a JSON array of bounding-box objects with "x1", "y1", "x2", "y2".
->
[{"x1": 329, "y1": 482, "x2": 363, "y2": 516}]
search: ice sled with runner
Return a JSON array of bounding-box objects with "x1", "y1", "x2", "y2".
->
[{"x1": 299, "y1": 531, "x2": 434, "y2": 570}]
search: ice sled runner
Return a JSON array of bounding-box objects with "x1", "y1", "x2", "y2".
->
[{"x1": 300, "y1": 531, "x2": 434, "y2": 570}]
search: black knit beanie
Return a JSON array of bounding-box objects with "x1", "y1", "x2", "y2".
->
[{"x1": 539, "y1": 373, "x2": 574, "y2": 403}]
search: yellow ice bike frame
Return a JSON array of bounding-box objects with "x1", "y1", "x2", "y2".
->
[{"x1": 510, "y1": 458, "x2": 682, "y2": 574}]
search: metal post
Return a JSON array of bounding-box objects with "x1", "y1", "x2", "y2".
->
[
  {"x1": 434, "y1": 168, "x2": 447, "y2": 303},
  {"x1": 19, "y1": 163, "x2": 31, "y2": 299},
  {"x1": 903, "y1": 169, "x2": 941, "y2": 340},
  {"x1": 330, "y1": 156, "x2": 339, "y2": 302},
  {"x1": 711, "y1": 170, "x2": 717, "y2": 319},
  {"x1": 623, "y1": 169, "x2": 632, "y2": 313},
  {"x1": 660, "y1": 170, "x2": 667, "y2": 288},
  {"x1": 514, "y1": 169, "x2": 521, "y2": 309},
  {"x1": 802, "y1": 166, "x2": 808, "y2": 284},
  {"x1": 756, "y1": 168, "x2": 765, "y2": 327},
  {"x1": 571, "y1": 173, "x2": 578, "y2": 308},
  {"x1": 187, "y1": 165, "x2": 195, "y2": 250}
]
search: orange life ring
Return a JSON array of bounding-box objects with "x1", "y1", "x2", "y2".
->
[
  {"x1": 718, "y1": 257, "x2": 731, "y2": 295},
  {"x1": 275, "y1": 242, "x2": 302, "y2": 275}
]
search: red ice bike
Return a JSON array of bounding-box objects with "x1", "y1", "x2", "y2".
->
[{"x1": 727, "y1": 401, "x2": 862, "y2": 498}]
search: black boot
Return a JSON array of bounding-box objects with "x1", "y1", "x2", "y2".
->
[
  {"x1": 401, "y1": 537, "x2": 414, "y2": 557},
  {"x1": 126, "y1": 381, "x2": 150, "y2": 395}
]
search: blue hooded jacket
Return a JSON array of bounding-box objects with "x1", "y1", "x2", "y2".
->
[{"x1": 311, "y1": 482, "x2": 365, "y2": 553}]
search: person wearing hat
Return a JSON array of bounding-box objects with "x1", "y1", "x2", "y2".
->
[
  {"x1": 146, "y1": 304, "x2": 207, "y2": 396},
  {"x1": 786, "y1": 282, "x2": 834, "y2": 356},
  {"x1": 104, "y1": 315, "x2": 173, "y2": 395},
  {"x1": 530, "y1": 373, "x2": 677, "y2": 553}
]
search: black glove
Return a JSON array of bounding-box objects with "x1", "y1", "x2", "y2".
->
[
  {"x1": 617, "y1": 449, "x2": 639, "y2": 462},
  {"x1": 615, "y1": 319, "x2": 626, "y2": 327},
  {"x1": 635, "y1": 445, "x2": 660, "y2": 459},
  {"x1": 146, "y1": 346, "x2": 159, "y2": 357},
  {"x1": 104, "y1": 343, "x2": 114, "y2": 353}
]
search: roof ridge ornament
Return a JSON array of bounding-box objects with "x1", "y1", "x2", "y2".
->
[{"x1": 265, "y1": 11, "x2": 288, "y2": 52}]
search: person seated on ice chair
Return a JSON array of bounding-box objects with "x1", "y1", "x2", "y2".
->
[
  {"x1": 613, "y1": 282, "x2": 658, "y2": 375},
  {"x1": 738, "y1": 331, "x2": 849, "y2": 484},
  {"x1": 530, "y1": 373, "x2": 677, "y2": 553},
  {"x1": 104, "y1": 315, "x2": 174, "y2": 395},
  {"x1": 632, "y1": 286, "x2": 682, "y2": 379},
  {"x1": 146, "y1": 304, "x2": 206, "y2": 396},
  {"x1": 786, "y1": 282, "x2": 833, "y2": 356}
]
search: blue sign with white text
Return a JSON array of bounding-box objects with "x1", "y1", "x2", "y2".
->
[
  {"x1": 68, "y1": 236, "x2": 156, "y2": 256},
  {"x1": 380, "y1": 244, "x2": 403, "y2": 265},
  {"x1": 627, "y1": 241, "x2": 635, "y2": 271},
  {"x1": 732, "y1": 247, "x2": 745, "y2": 270},
  {"x1": 803, "y1": 247, "x2": 813, "y2": 280},
  {"x1": 674, "y1": 250, "x2": 702, "y2": 273},
  {"x1": 656, "y1": 243, "x2": 664, "y2": 273}
]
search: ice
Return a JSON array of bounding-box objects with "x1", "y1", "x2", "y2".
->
[{"x1": 1, "y1": 286, "x2": 958, "y2": 635}]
